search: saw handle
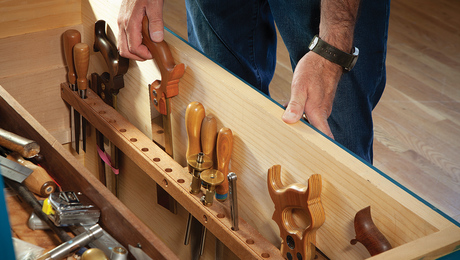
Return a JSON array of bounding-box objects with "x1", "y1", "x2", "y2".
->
[
  {"x1": 94, "y1": 20, "x2": 129, "y2": 94},
  {"x1": 63, "y1": 29, "x2": 81, "y2": 85},
  {"x1": 215, "y1": 128, "x2": 233, "y2": 201},
  {"x1": 142, "y1": 15, "x2": 185, "y2": 115},
  {"x1": 74, "y1": 43, "x2": 90, "y2": 92}
]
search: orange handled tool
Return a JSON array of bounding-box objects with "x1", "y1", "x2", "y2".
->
[{"x1": 215, "y1": 128, "x2": 233, "y2": 201}]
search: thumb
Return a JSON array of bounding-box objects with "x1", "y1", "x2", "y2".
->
[
  {"x1": 282, "y1": 90, "x2": 307, "y2": 124},
  {"x1": 147, "y1": 1, "x2": 164, "y2": 42}
]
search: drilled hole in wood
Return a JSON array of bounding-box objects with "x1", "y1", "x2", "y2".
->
[
  {"x1": 141, "y1": 148, "x2": 149, "y2": 152},
  {"x1": 119, "y1": 129, "x2": 127, "y2": 132},
  {"x1": 203, "y1": 215, "x2": 208, "y2": 223},
  {"x1": 246, "y1": 239, "x2": 254, "y2": 244},
  {"x1": 217, "y1": 213, "x2": 225, "y2": 218},
  {"x1": 163, "y1": 179, "x2": 168, "y2": 187},
  {"x1": 165, "y1": 168, "x2": 172, "y2": 172},
  {"x1": 153, "y1": 158, "x2": 160, "y2": 162},
  {"x1": 130, "y1": 138, "x2": 137, "y2": 142},
  {"x1": 177, "y1": 179, "x2": 185, "y2": 183},
  {"x1": 157, "y1": 130, "x2": 164, "y2": 134},
  {"x1": 261, "y1": 253, "x2": 270, "y2": 258},
  {"x1": 99, "y1": 111, "x2": 106, "y2": 114},
  {"x1": 108, "y1": 119, "x2": 115, "y2": 123}
]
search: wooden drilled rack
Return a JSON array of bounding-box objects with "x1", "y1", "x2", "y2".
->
[{"x1": 60, "y1": 83, "x2": 282, "y2": 259}]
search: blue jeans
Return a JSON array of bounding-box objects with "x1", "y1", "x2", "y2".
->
[{"x1": 185, "y1": 0, "x2": 391, "y2": 164}]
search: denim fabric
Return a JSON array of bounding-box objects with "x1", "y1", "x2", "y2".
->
[{"x1": 185, "y1": 0, "x2": 391, "y2": 164}]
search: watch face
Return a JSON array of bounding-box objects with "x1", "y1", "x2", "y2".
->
[{"x1": 308, "y1": 36, "x2": 319, "y2": 51}]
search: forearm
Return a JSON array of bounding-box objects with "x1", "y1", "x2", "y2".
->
[{"x1": 319, "y1": 0, "x2": 361, "y2": 53}]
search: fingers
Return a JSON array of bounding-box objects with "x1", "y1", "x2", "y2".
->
[{"x1": 117, "y1": 0, "x2": 165, "y2": 60}]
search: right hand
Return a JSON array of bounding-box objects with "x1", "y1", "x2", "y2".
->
[{"x1": 117, "y1": 0, "x2": 164, "y2": 60}]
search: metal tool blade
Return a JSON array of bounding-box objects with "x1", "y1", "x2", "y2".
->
[{"x1": 0, "y1": 156, "x2": 33, "y2": 183}]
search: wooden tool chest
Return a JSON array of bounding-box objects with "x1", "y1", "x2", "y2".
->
[{"x1": 1, "y1": 0, "x2": 459, "y2": 259}]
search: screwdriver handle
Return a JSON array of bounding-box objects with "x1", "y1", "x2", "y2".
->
[
  {"x1": 215, "y1": 127, "x2": 233, "y2": 201},
  {"x1": 185, "y1": 102, "x2": 205, "y2": 158},
  {"x1": 200, "y1": 115, "x2": 217, "y2": 164},
  {"x1": 74, "y1": 43, "x2": 90, "y2": 92},
  {"x1": 63, "y1": 29, "x2": 81, "y2": 85}
]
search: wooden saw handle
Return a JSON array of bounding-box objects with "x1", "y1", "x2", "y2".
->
[
  {"x1": 350, "y1": 206, "x2": 392, "y2": 256},
  {"x1": 215, "y1": 127, "x2": 233, "y2": 201},
  {"x1": 185, "y1": 102, "x2": 205, "y2": 158},
  {"x1": 142, "y1": 15, "x2": 185, "y2": 115}
]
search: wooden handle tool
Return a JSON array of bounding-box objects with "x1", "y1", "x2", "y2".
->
[
  {"x1": 63, "y1": 29, "x2": 81, "y2": 86},
  {"x1": 268, "y1": 165, "x2": 325, "y2": 260},
  {"x1": 200, "y1": 115, "x2": 217, "y2": 164},
  {"x1": 0, "y1": 128, "x2": 40, "y2": 158},
  {"x1": 7, "y1": 152, "x2": 57, "y2": 197},
  {"x1": 74, "y1": 43, "x2": 90, "y2": 98},
  {"x1": 185, "y1": 102, "x2": 205, "y2": 158},
  {"x1": 350, "y1": 206, "x2": 392, "y2": 256},
  {"x1": 215, "y1": 127, "x2": 233, "y2": 201},
  {"x1": 63, "y1": 29, "x2": 81, "y2": 153}
]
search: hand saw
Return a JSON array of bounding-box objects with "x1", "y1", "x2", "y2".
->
[{"x1": 141, "y1": 15, "x2": 185, "y2": 214}]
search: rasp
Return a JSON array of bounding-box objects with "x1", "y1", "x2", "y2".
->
[{"x1": 141, "y1": 15, "x2": 185, "y2": 214}]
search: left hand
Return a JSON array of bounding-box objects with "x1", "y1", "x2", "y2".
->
[{"x1": 281, "y1": 51, "x2": 343, "y2": 139}]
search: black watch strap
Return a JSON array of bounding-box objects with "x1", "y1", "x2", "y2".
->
[{"x1": 308, "y1": 35, "x2": 359, "y2": 71}]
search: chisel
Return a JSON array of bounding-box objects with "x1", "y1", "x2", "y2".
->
[
  {"x1": 74, "y1": 42, "x2": 90, "y2": 154},
  {"x1": 62, "y1": 29, "x2": 81, "y2": 153}
]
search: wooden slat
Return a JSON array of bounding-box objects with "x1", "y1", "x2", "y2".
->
[{"x1": 61, "y1": 83, "x2": 282, "y2": 259}]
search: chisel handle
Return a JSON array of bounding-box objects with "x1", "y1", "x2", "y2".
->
[
  {"x1": 74, "y1": 43, "x2": 90, "y2": 93},
  {"x1": 185, "y1": 102, "x2": 205, "y2": 158},
  {"x1": 63, "y1": 29, "x2": 81, "y2": 85},
  {"x1": 215, "y1": 127, "x2": 233, "y2": 201},
  {"x1": 201, "y1": 116, "x2": 217, "y2": 164},
  {"x1": 7, "y1": 152, "x2": 57, "y2": 197}
]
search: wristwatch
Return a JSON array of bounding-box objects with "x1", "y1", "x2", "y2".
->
[{"x1": 308, "y1": 35, "x2": 359, "y2": 72}]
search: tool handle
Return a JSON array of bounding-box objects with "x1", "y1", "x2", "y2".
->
[
  {"x1": 74, "y1": 43, "x2": 90, "y2": 91},
  {"x1": 7, "y1": 152, "x2": 57, "y2": 197},
  {"x1": 94, "y1": 20, "x2": 129, "y2": 94},
  {"x1": 0, "y1": 128, "x2": 40, "y2": 158},
  {"x1": 142, "y1": 16, "x2": 185, "y2": 115},
  {"x1": 63, "y1": 29, "x2": 81, "y2": 85},
  {"x1": 185, "y1": 102, "x2": 205, "y2": 158},
  {"x1": 200, "y1": 116, "x2": 217, "y2": 163},
  {"x1": 215, "y1": 127, "x2": 233, "y2": 201}
]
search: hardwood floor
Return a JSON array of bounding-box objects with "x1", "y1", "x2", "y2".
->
[{"x1": 163, "y1": 0, "x2": 460, "y2": 222}]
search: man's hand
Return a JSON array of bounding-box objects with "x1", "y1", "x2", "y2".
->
[
  {"x1": 117, "y1": 0, "x2": 164, "y2": 60},
  {"x1": 282, "y1": 51, "x2": 343, "y2": 139}
]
